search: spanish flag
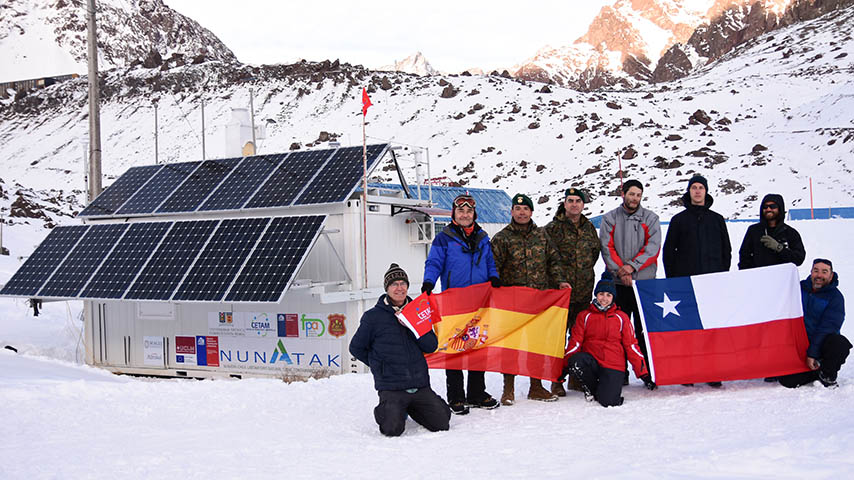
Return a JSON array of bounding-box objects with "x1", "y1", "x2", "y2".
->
[{"x1": 421, "y1": 283, "x2": 571, "y2": 382}]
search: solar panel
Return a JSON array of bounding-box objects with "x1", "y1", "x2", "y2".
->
[
  {"x1": 78, "y1": 165, "x2": 163, "y2": 217},
  {"x1": 244, "y1": 150, "x2": 334, "y2": 209},
  {"x1": 199, "y1": 154, "x2": 287, "y2": 212},
  {"x1": 172, "y1": 217, "x2": 270, "y2": 302},
  {"x1": 79, "y1": 222, "x2": 172, "y2": 299},
  {"x1": 117, "y1": 161, "x2": 201, "y2": 215},
  {"x1": 156, "y1": 158, "x2": 243, "y2": 213},
  {"x1": 0, "y1": 226, "x2": 89, "y2": 297},
  {"x1": 124, "y1": 220, "x2": 219, "y2": 300},
  {"x1": 225, "y1": 216, "x2": 325, "y2": 303},
  {"x1": 296, "y1": 144, "x2": 388, "y2": 205},
  {"x1": 37, "y1": 224, "x2": 129, "y2": 298}
]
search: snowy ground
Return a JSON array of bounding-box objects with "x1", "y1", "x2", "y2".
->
[{"x1": 1, "y1": 219, "x2": 853, "y2": 479}]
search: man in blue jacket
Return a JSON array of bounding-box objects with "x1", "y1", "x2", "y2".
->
[
  {"x1": 779, "y1": 258, "x2": 851, "y2": 388},
  {"x1": 422, "y1": 193, "x2": 500, "y2": 414},
  {"x1": 349, "y1": 264, "x2": 451, "y2": 436}
]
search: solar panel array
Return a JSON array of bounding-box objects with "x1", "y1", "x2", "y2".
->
[
  {"x1": 0, "y1": 216, "x2": 326, "y2": 303},
  {"x1": 78, "y1": 144, "x2": 389, "y2": 218}
]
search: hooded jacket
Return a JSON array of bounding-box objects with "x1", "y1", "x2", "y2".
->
[
  {"x1": 801, "y1": 272, "x2": 845, "y2": 359},
  {"x1": 663, "y1": 192, "x2": 732, "y2": 277},
  {"x1": 738, "y1": 194, "x2": 806, "y2": 269},
  {"x1": 349, "y1": 295, "x2": 438, "y2": 391},
  {"x1": 599, "y1": 204, "x2": 661, "y2": 280},
  {"x1": 564, "y1": 302, "x2": 649, "y2": 376},
  {"x1": 423, "y1": 223, "x2": 498, "y2": 290}
]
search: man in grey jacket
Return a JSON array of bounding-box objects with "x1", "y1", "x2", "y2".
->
[{"x1": 598, "y1": 179, "x2": 661, "y2": 371}]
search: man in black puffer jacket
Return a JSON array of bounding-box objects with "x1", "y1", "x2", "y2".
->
[
  {"x1": 349, "y1": 263, "x2": 451, "y2": 437},
  {"x1": 663, "y1": 175, "x2": 732, "y2": 388},
  {"x1": 663, "y1": 175, "x2": 732, "y2": 278},
  {"x1": 738, "y1": 193, "x2": 806, "y2": 270}
]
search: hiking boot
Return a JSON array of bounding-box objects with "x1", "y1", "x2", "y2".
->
[
  {"x1": 449, "y1": 402, "x2": 470, "y2": 415},
  {"x1": 707, "y1": 381, "x2": 723, "y2": 388},
  {"x1": 501, "y1": 374, "x2": 515, "y2": 406},
  {"x1": 818, "y1": 371, "x2": 839, "y2": 389},
  {"x1": 468, "y1": 395, "x2": 500, "y2": 410},
  {"x1": 528, "y1": 378, "x2": 558, "y2": 402},
  {"x1": 550, "y1": 381, "x2": 567, "y2": 397}
]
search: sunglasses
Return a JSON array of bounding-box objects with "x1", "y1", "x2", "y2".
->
[
  {"x1": 762, "y1": 203, "x2": 779, "y2": 210},
  {"x1": 453, "y1": 196, "x2": 476, "y2": 209}
]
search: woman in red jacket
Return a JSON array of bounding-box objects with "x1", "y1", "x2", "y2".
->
[{"x1": 564, "y1": 273, "x2": 657, "y2": 406}]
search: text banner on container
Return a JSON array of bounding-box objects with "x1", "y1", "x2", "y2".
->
[
  {"x1": 423, "y1": 283, "x2": 571, "y2": 382},
  {"x1": 635, "y1": 263, "x2": 810, "y2": 385}
]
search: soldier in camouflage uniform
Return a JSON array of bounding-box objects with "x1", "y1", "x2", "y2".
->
[
  {"x1": 545, "y1": 187, "x2": 601, "y2": 397},
  {"x1": 491, "y1": 193, "x2": 570, "y2": 405}
]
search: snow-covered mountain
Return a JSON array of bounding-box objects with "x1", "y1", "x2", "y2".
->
[
  {"x1": 1, "y1": 4, "x2": 853, "y2": 231},
  {"x1": 0, "y1": 0, "x2": 236, "y2": 83},
  {"x1": 514, "y1": 0, "x2": 852, "y2": 90},
  {"x1": 379, "y1": 52, "x2": 438, "y2": 76}
]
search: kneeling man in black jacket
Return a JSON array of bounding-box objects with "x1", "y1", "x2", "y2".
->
[{"x1": 349, "y1": 263, "x2": 451, "y2": 437}]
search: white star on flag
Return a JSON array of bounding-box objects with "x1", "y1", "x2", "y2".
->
[{"x1": 655, "y1": 293, "x2": 681, "y2": 318}]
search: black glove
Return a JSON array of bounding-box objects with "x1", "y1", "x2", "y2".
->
[
  {"x1": 489, "y1": 276, "x2": 501, "y2": 288},
  {"x1": 641, "y1": 374, "x2": 657, "y2": 390},
  {"x1": 421, "y1": 282, "x2": 434, "y2": 296},
  {"x1": 760, "y1": 235, "x2": 784, "y2": 253}
]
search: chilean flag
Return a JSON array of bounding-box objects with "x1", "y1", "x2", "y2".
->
[{"x1": 635, "y1": 263, "x2": 810, "y2": 385}]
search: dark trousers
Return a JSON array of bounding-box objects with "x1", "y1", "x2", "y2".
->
[
  {"x1": 568, "y1": 352, "x2": 625, "y2": 407},
  {"x1": 446, "y1": 369, "x2": 487, "y2": 404},
  {"x1": 615, "y1": 284, "x2": 649, "y2": 366},
  {"x1": 779, "y1": 334, "x2": 852, "y2": 388},
  {"x1": 374, "y1": 387, "x2": 451, "y2": 437},
  {"x1": 557, "y1": 302, "x2": 590, "y2": 382}
]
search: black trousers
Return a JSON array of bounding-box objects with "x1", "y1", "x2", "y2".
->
[
  {"x1": 557, "y1": 302, "x2": 590, "y2": 382},
  {"x1": 779, "y1": 334, "x2": 852, "y2": 388},
  {"x1": 446, "y1": 369, "x2": 487, "y2": 404},
  {"x1": 374, "y1": 387, "x2": 451, "y2": 437},
  {"x1": 568, "y1": 352, "x2": 625, "y2": 407},
  {"x1": 615, "y1": 284, "x2": 649, "y2": 366}
]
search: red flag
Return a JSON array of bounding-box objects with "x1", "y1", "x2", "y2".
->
[{"x1": 361, "y1": 87, "x2": 372, "y2": 116}]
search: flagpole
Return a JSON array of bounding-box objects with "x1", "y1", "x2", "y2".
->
[{"x1": 361, "y1": 110, "x2": 369, "y2": 290}]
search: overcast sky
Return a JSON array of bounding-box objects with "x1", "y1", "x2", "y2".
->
[{"x1": 164, "y1": 1, "x2": 611, "y2": 73}]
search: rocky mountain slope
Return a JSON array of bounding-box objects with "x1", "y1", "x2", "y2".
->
[
  {"x1": 0, "y1": 0, "x2": 236, "y2": 83},
  {"x1": 514, "y1": 0, "x2": 853, "y2": 90},
  {"x1": 0, "y1": 4, "x2": 852, "y2": 231},
  {"x1": 379, "y1": 52, "x2": 438, "y2": 76}
]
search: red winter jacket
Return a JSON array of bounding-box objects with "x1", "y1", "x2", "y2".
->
[{"x1": 564, "y1": 303, "x2": 648, "y2": 377}]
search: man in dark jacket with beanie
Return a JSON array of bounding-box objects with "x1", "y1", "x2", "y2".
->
[
  {"x1": 738, "y1": 194, "x2": 806, "y2": 270},
  {"x1": 663, "y1": 175, "x2": 731, "y2": 278},
  {"x1": 349, "y1": 263, "x2": 451, "y2": 436},
  {"x1": 663, "y1": 175, "x2": 731, "y2": 387},
  {"x1": 779, "y1": 259, "x2": 851, "y2": 388}
]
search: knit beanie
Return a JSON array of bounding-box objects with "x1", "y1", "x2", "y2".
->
[
  {"x1": 687, "y1": 174, "x2": 709, "y2": 192},
  {"x1": 452, "y1": 193, "x2": 477, "y2": 222},
  {"x1": 512, "y1": 193, "x2": 534, "y2": 211},
  {"x1": 594, "y1": 271, "x2": 617, "y2": 297},
  {"x1": 383, "y1": 263, "x2": 409, "y2": 290}
]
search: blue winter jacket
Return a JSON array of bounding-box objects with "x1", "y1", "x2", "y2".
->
[
  {"x1": 423, "y1": 223, "x2": 499, "y2": 291},
  {"x1": 800, "y1": 272, "x2": 846, "y2": 359},
  {"x1": 349, "y1": 295, "x2": 438, "y2": 391}
]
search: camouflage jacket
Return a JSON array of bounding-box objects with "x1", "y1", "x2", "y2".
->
[
  {"x1": 491, "y1": 220, "x2": 566, "y2": 290},
  {"x1": 545, "y1": 212, "x2": 600, "y2": 305}
]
